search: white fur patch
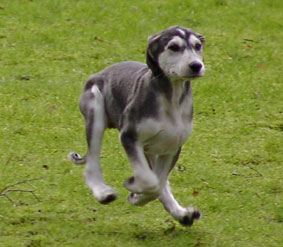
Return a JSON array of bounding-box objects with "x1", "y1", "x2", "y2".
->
[{"x1": 165, "y1": 36, "x2": 185, "y2": 49}]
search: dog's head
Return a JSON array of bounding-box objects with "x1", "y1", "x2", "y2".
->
[{"x1": 146, "y1": 26, "x2": 205, "y2": 79}]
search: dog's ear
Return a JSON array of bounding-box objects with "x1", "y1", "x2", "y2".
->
[
  {"x1": 196, "y1": 33, "x2": 205, "y2": 45},
  {"x1": 146, "y1": 33, "x2": 163, "y2": 77},
  {"x1": 147, "y1": 33, "x2": 162, "y2": 44},
  {"x1": 147, "y1": 32, "x2": 161, "y2": 60}
]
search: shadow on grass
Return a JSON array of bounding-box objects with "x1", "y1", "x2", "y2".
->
[{"x1": 89, "y1": 221, "x2": 209, "y2": 247}]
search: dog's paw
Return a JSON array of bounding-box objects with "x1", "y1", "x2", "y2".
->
[
  {"x1": 89, "y1": 184, "x2": 117, "y2": 205},
  {"x1": 99, "y1": 193, "x2": 117, "y2": 205},
  {"x1": 69, "y1": 152, "x2": 86, "y2": 165},
  {"x1": 124, "y1": 175, "x2": 159, "y2": 194},
  {"x1": 127, "y1": 192, "x2": 158, "y2": 206},
  {"x1": 178, "y1": 207, "x2": 201, "y2": 226}
]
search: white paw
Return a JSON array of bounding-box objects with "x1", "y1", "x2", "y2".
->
[
  {"x1": 94, "y1": 186, "x2": 117, "y2": 204},
  {"x1": 127, "y1": 193, "x2": 158, "y2": 206},
  {"x1": 87, "y1": 182, "x2": 117, "y2": 204},
  {"x1": 123, "y1": 174, "x2": 160, "y2": 194}
]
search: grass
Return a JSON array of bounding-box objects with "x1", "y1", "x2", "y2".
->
[{"x1": 0, "y1": 0, "x2": 282, "y2": 246}]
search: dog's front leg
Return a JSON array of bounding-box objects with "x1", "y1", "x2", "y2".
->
[
  {"x1": 120, "y1": 130, "x2": 159, "y2": 195},
  {"x1": 128, "y1": 152, "x2": 179, "y2": 206},
  {"x1": 159, "y1": 181, "x2": 201, "y2": 226},
  {"x1": 154, "y1": 149, "x2": 201, "y2": 226},
  {"x1": 127, "y1": 154, "x2": 158, "y2": 206}
]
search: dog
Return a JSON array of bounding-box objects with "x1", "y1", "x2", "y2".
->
[{"x1": 70, "y1": 26, "x2": 205, "y2": 226}]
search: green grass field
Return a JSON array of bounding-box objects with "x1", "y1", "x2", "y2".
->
[{"x1": 0, "y1": 0, "x2": 282, "y2": 246}]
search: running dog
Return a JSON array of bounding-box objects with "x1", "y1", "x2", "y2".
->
[{"x1": 70, "y1": 26, "x2": 205, "y2": 226}]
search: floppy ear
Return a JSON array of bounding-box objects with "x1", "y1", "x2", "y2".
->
[
  {"x1": 147, "y1": 33, "x2": 161, "y2": 43},
  {"x1": 196, "y1": 33, "x2": 205, "y2": 45},
  {"x1": 146, "y1": 33, "x2": 163, "y2": 77}
]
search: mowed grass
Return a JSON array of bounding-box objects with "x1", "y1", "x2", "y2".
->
[{"x1": 0, "y1": 0, "x2": 282, "y2": 246}]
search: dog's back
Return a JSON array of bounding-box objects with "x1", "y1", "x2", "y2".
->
[{"x1": 82, "y1": 61, "x2": 150, "y2": 129}]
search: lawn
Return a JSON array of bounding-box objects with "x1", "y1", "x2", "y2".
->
[{"x1": 0, "y1": 0, "x2": 282, "y2": 246}]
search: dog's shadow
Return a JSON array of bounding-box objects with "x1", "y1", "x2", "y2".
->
[
  {"x1": 129, "y1": 223, "x2": 206, "y2": 246},
  {"x1": 90, "y1": 214, "x2": 207, "y2": 245}
]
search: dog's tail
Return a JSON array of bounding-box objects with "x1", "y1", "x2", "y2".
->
[{"x1": 69, "y1": 152, "x2": 86, "y2": 165}]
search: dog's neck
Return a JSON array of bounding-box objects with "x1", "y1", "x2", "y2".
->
[
  {"x1": 151, "y1": 72, "x2": 190, "y2": 105},
  {"x1": 170, "y1": 77, "x2": 190, "y2": 105}
]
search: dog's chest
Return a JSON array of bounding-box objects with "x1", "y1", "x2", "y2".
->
[{"x1": 138, "y1": 102, "x2": 193, "y2": 155}]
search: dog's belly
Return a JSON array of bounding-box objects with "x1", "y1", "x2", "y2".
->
[{"x1": 138, "y1": 118, "x2": 192, "y2": 155}]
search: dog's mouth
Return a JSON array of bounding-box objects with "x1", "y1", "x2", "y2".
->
[
  {"x1": 179, "y1": 71, "x2": 204, "y2": 79},
  {"x1": 167, "y1": 69, "x2": 204, "y2": 80},
  {"x1": 189, "y1": 72, "x2": 204, "y2": 79},
  {"x1": 188, "y1": 68, "x2": 205, "y2": 79}
]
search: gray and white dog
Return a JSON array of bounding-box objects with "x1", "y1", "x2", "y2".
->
[{"x1": 70, "y1": 26, "x2": 205, "y2": 226}]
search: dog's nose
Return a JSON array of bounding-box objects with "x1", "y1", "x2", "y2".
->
[{"x1": 189, "y1": 62, "x2": 202, "y2": 73}]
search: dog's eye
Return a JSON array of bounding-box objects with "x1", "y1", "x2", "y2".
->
[
  {"x1": 195, "y1": 43, "x2": 202, "y2": 51},
  {"x1": 168, "y1": 44, "x2": 180, "y2": 52}
]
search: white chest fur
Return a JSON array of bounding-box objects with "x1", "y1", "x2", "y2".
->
[{"x1": 137, "y1": 92, "x2": 193, "y2": 155}]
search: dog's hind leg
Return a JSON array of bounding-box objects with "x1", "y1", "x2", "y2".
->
[{"x1": 81, "y1": 85, "x2": 117, "y2": 204}]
